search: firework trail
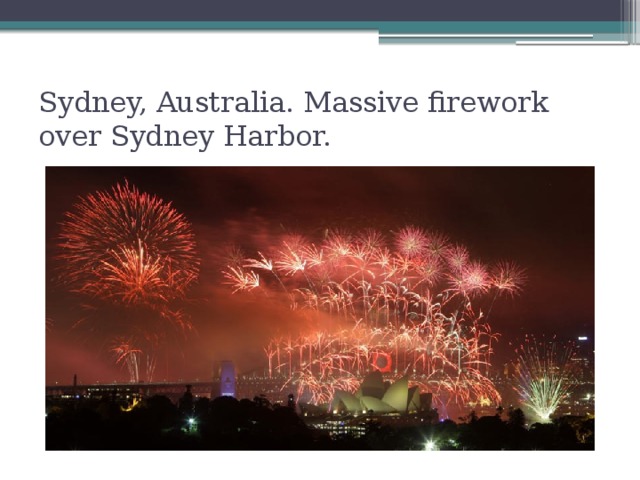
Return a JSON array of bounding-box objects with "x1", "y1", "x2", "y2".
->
[
  {"x1": 223, "y1": 226, "x2": 524, "y2": 409},
  {"x1": 223, "y1": 265, "x2": 260, "y2": 293},
  {"x1": 512, "y1": 336, "x2": 575, "y2": 423},
  {"x1": 111, "y1": 337, "x2": 142, "y2": 383}
]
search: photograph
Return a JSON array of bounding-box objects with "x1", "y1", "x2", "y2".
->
[{"x1": 45, "y1": 167, "x2": 594, "y2": 450}]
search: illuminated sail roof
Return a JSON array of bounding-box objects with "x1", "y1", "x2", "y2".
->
[{"x1": 331, "y1": 373, "x2": 423, "y2": 414}]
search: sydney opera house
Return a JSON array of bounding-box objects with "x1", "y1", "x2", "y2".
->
[{"x1": 329, "y1": 371, "x2": 432, "y2": 415}]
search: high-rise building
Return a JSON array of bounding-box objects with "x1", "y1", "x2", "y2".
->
[{"x1": 572, "y1": 336, "x2": 595, "y2": 383}]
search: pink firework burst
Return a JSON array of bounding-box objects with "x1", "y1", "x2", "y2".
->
[
  {"x1": 323, "y1": 230, "x2": 353, "y2": 260},
  {"x1": 448, "y1": 260, "x2": 490, "y2": 297},
  {"x1": 460, "y1": 261, "x2": 491, "y2": 296},
  {"x1": 445, "y1": 244, "x2": 470, "y2": 272},
  {"x1": 355, "y1": 228, "x2": 386, "y2": 254},
  {"x1": 394, "y1": 226, "x2": 429, "y2": 258},
  {"x1": 425, "y1": 230, "x2": 450, "y2": 258}
]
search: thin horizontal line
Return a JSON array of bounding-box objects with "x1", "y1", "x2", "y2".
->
[
  {"x1": 379, "y1": 34, "x2": 594, "y2": 38},
  {"x1": 516, "y1": 41, "x2": 629, "y2": 45}
]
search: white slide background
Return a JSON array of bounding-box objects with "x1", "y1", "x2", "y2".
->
[{"x1": 0, "y1": 32, "x2": 638, "y2": 476}]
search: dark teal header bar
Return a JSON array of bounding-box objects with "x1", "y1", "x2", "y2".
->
[{"x1": 0, "y1": 21, "x2": 625, "y2": 34}]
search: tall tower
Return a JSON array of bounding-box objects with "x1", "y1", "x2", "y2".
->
[{"x1": 219, "y1": 360, "x2": 236, "y2": 398}]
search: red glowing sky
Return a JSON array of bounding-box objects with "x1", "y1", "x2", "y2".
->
[{"x1": 45, "y1": 167, "x2": 593, "y2": 385}]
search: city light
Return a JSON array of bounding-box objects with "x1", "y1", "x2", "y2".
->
[
  {"x1": 186, "y1": 417, "x2": 197, "y2": 433},
  {"x1": 424, "y1": 440, "x2": 438, "y2": 451}
]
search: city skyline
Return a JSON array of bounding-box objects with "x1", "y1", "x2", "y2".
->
[{"x1": 46, "y1": 167, "x2": 594, "y2": 390}]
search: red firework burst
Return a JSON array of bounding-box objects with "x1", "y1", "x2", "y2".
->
[
  {"x1": 58, "y1": 181, "x2": 199, "y2": 306},
  {"x1": 491, "y1": 261, "x2": 527, "y2": 296},
  {"x1": 371, "y1": 351, "x2": 393, "y2": 373}
]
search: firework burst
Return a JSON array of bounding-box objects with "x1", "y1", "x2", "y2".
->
[
  {"x1": 491, "y1": 261, "x2": 527, "y2": 297},
  {"x1": 395, "y1": 226, "x2": 429, "y2": 258},
  {"x1": 58, "y1": 180, "x2": 199, "y2": 306},
  {"x1": 223, "y1": 225, "x2": 524, "y2": 409},
  {"x1": 512, "y1": 336, "x2": 575, "y2": 423},
  {"x1": 57, "y1": 181, "x2": 200, "y2": 382}
]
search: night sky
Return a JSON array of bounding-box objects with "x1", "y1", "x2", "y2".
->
[{"x1": 45, "y1": 167, "x2": 594, "y2": 385}]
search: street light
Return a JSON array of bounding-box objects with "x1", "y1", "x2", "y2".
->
[{"x1": 187, "y1": 417, "x2": 197, "y2": 432}]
